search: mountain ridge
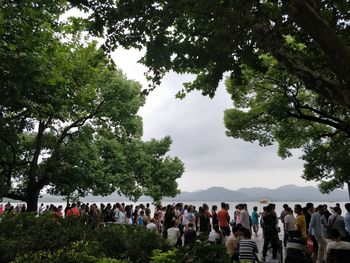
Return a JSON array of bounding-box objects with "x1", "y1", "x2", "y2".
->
[
  {"x1": 3, "y1": 184, "x2": 347, "y2": 203},
  {"x1": 48, "y1": 184, "x2": 350, "y2": 202}
]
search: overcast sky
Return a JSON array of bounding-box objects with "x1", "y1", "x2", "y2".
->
[{"x1": 112, "y1": 48, "x2": 317, "y2": 192}]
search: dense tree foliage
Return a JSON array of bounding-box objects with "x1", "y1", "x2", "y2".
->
[
  {"x1": 0, "y1": 0, "x2": 184, "y2": 211},
  {"x1": 224, "y1": 54, "x2": 350, "y2": 197},
  {"x1": 71, "y1": 0, "x2": 350, "y2": 108}
]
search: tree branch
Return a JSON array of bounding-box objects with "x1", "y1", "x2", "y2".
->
[
  {"x1": 287, "y1": 109, "x2": 342, "y2": 132},
  {"x1": 56, "y1": 100, "x2": 105, "y2": 145},
  {"x1": 252, "y1": 14, "x2": 349, "y2": 107},
  {"x1": 283, "y1": 0, "x2": 350, "y2": 87},
  {"x1": 298, "y1": 104, "x2": 343, "y2": 124},
  {"x1": 315, "y1": 130, "x2": 340, "y2": 140},
  {"x1": 27, "y1": 116, "x2": 52, "y2": 189}
]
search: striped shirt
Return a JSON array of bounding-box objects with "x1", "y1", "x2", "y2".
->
[{"x1": 239, "y1": 239, "x2": 258, "y2": 262}]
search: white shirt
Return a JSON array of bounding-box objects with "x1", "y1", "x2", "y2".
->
[
  {"x1": 284, "y1": 214, "x2": 297, "y2": 231},
  {"x1": 208, "y1": 229, "x2": 221, "y2": 243},
  {"x1": 182, "y1": 209, "x2": 189, "y2": 225},
  {"x1": 240, "y1": 209, "x2": 250, "y2": 230},
  {"x1": 326, "y1": 241, "x2": 350, "y2": 252},
  {"x1": 146, "y1": 222, "x2": 158, "y2": 232},
  {"x1": 167, "y1": 227, "x2": 180, "y2": 246},
  {"x1": 115, "y1": 209, "x2": 125, "y2": 224}
]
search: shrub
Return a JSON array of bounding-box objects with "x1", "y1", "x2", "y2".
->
[
  {"x1": 175, "y1": 241, "x2": 230, "y2": 263},
  {"x1": 0, "y1": 213, "x2": 90, "y2": 262},
  {"x1": 11, "y1": 241, "x2": 123, "y2": 263},
  {"x1": 123, "y1": 225, "x2": 172, "y2": 263},
  {"x1": 0, "y1": 213, "x2": 172, "y2": 263},
  {"x1": 0, "y1": 213, "x2": 232, "y2": 263},
  {"x1": 88, "y1": 224, "x2": 128, "y2": 258},
  {"x1": 149, "y1": 249, "x2": 177, "y2": 263}
]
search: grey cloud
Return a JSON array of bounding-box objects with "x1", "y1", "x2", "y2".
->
[{"x1": 114, "y1": 49, "x2": 313, "y2": 191}]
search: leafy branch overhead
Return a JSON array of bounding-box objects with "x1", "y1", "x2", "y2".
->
[
  {"x1": 71, "y1": 0, "x2": 350, "y2": 107},
  {"x1": 224, "y1": 54, "x2": 350, "y2": 193}
]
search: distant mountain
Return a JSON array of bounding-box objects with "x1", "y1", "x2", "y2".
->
[
  {"x1": 49, "y1": 185, "x2": 349, "y2": 202},
  {"x1": 236, "y1": 184, "x2": 348, "y2": 202},
  {"x1": 164, "y1": 187, "x2": 249, "y2": 202},
  {"x1": 4, "y1": 184, "x2": 347, "y2": 204},
  {"x1": 167, "y1": 185, "x2": 348, "y2": 202}
]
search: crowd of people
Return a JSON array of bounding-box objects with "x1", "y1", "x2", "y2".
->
[
  {"x1": 1, "y1": 200, "x2": 350, "y2": 262},
  {"x1": 279, "y1": 202, "x2": 350, "y2": 263}
]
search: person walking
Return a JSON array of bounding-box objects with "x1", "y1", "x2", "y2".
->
[
  {"x1": 294, "y1": 204, "x2": 307, "y2": 242},
  {"x1": 251, "y1": 206, "x2": 260, "y2": 237},
  {"x1": 309, "y1": 205, "x2": 327, "y2": 263},
  {"x1": 261, "y1": 204, "x2": 278, "y2": 261},
  {"x1": 218, "y1": 202, "x2": 230, "y2": 237}
]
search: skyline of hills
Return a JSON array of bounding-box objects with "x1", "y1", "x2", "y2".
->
[
  {"x1": 31, "y1": 184, "x2": 349, "y2": 203},
  {"x1": 3, "y1": 184, "x2": 348, "y2": 203}
]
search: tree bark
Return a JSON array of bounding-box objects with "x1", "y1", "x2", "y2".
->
[
  {"x1": 66, "y1": 193, "x2": 70, "y2": 208},
  {"x1": 26, "y1": 189, "x2": 40, "y2": 212},
  {"x1": 25, "y1": 120, "x2": 47, "y2": 212},
  {"x1": 283, "y1": 0, "x2": 350, "y2": 107}
]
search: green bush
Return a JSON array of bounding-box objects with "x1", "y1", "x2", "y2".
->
[
  {"x1": 123, "y1": 225, "x2": 172, "y2": 263},
  {"x1": 0, "y1": 213, "x2": 171, "y2": 263},
  {"x1": 149, "y1": 249, "x2": 176, "y2": 263},
  {"x1": 175, "y1": 241, "x2": 230, "y2": 263},
  {"x1": 11, "y1": 241, "x2": 123, "y2": 263},
  {"x1": 0, "y1": 213, "x2": 90, "y2": 262},
  {"x1": 0, "y1": 213, "x2": 233, "y2": 263},
  {"x1": 89, "y1": 224, "x2": 128, "y2": 258}
]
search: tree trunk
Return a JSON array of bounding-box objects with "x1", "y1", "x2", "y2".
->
[
  {"x1": 26, "y1": 189, "x2": 40, "y2": 212},
  {"x1": 347, "y1": 182, "x2": 350, "y2": 202},
  {"x1": 66, "y1": 193, "x2": 70, "y2": 208}
]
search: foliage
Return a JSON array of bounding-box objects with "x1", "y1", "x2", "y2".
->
[
  {"x1": 0, "y1": 213, "x2": 170, "y2": 263},
  {"x1": 302, "y1": 135, "x2": 350, "y2": 193},
  {"x1": 123, "y1": 225, "x2": 172, "y2": 263},
  {"x1": 70, "y1": 0, "x2": 350, "y2": 109},
  {"x1": 149, "y1": 249, "x2": 176, "y2": 263},
  {"x1": 0, "y1": 213, "x2": 86, "y2": 262},
  {"x1": 10, "y1": 241, "x2": 118, "y2": 263},
  {"x1": 175, "y1": 241, "x2": 230, "y2": 263},
  {"x1": 0, "y1": 213, "x2": 237, "y2": 263},
  {"x1": 223, "y1": 53, "x2": 350, "y2": 193},
  {"x1": 90, "y1": 223, "x2": 128, "y2": 258},
  {"x1": 0, "y1": 0, "x2": 184, "y2": 211}
]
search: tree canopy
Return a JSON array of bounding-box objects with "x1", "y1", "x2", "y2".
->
[
  {"x1": 224, "y1": 54, "x2": 350, "y2": 196},
  {"x1": 71, "y1": 0, "x2": 350, "y2": 107},
  {"x1": 0, "y1": 0, "x2": 184, "y2": 211}
]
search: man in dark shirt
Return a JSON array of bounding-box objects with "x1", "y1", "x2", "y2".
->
[{"x1": 262, "y1": 204, "x2": 278, "y2": 261}]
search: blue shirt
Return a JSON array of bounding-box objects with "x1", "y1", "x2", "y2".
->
[
  {"x1": 251, "y1": 211, "x2": 259, "y2": 225},
  {"x1": 309, "y1": 212, "x2": 321, "y2": 237}
]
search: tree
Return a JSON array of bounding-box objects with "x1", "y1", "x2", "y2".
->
[
  {"x1": 0, "y1": 0, "x2": 184, "y2": 211},
  {"x1": 70, "y1": 0, "x2": 350, "y2": 107},
  {"x1": 223, "y1": 53, "x2": 350, "y2": 198}
]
